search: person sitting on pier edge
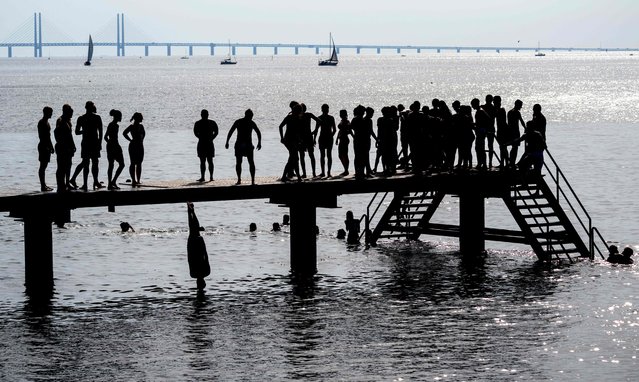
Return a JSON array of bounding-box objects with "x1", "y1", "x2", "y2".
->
[
  {"x1": 37, "y1": 106, "x2": 55, "y2": 192},
  {"x1": 299, "y1": 103, "x2": 321, "y2": 178},
  {"x1": 335, "y1": 109, "x2": 353, "y2": 176},
  {"x1": 54, "y1": 104, "x2": 76, "y2": 192},
  {"x1": 506, "y1": 99, "x2": 526, "y2": 168},
  {"x1": 481, "y1": 95, "x2": 497, "y2": 168},
  {"x1": 225, "y1": 109, "x2": 262, "y2": 185},
  {"x1": 186, "y1": 202, "x2": 210, "y2": 291},
  {"x1": 104, "y1": 109, "x2": 125, "y2": 190},
  {"x1": 313, "y1": 103, "x2": 337, "y2": 178},
  {"x1": 471, "y1": 98, "x2": 489, "y2": 170},
  {"x1": 70, "y1": 101, "x2": 104, "y2": 191},
  {"x1": 123, "y1": 112, "x2": 146, "y2": 187},
  {"x1": 493, "y1": 96, "x2": 509, "y2": 169},
  {"x1": 344, "y1": 210, "x2": 360, "y2": 244},
  {"x1": 532, "y1": 103, "x2": 547, "y2": 142},
  {"x1": 193, "y1": 109, "x2": 219, "y2": 182},
  {"x1": 502, "y1": 121, "x2": 546, "y2": 177},
  {"x1": 279, "y1": 103, "x2": 303, "y2": 182}
]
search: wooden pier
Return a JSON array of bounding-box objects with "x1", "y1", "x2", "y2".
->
[{"x1": 0, "y1": 165, "x2": 608, "y2": 295}]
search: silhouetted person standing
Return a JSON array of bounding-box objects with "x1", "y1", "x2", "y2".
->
[
  {"x1": 37, "y1": 106, "x2": 54, "y2": 191},
  {"x1": 363, "y1": 107, "x2": 378, "y2": 176},
  {"x1": 193, "y1": 109, "x2": 219, "y2": 182},
  {"x1": 471, "y1": 98, "x2": 489, "y2": 169},
  {"x1": 104, "y1": 109, "x2": 125, "y2": 190},
  {"x1": 504, "y1": 121, "x2": 546, "y2": 177},
  {"x1": 532, "y1": 104, "x2": 547, "y2": 141},
  {"x1": 70, "y1": 101, "x2": 104, "y2": 190},
  {"x1": 335, "y1": 109, "x2": 353, "y2": 176},
  {"x1": 299, "y1": 103, "x2": 321, "y2": 178},
  {"x1": 123, "y1": 112, "x2": 146, "y2": 187},
  {"x1": 54, "y1": 104, "x2": 76, "y2": 192},
  {"x1": 313, "y1": 104, "x2": 336, "y2": 177},
  {"x1": 279, "y1": 102, "x2": 303, "y2": 181},
  {"x1": 352, "y1": 105, "x2": 377, "y2": 179},
  {"x1": 397, "y1": 104, "x2": 410, "y2": 170},
  {"x1": 186, "y1": 202, "x2": 210, "y2": 291},
  {"x1": 506, "y1": 100, "x2": 526, "y2": 167},
  {"x1": 481, "y1": 95, "x2": 496, "y2": 167},
  {"x1": 225, "y1": 109, "x2": 262, "y2": 185},
  {"x1": 493, "y1": 96, "x2": 508, "y2": 168}
]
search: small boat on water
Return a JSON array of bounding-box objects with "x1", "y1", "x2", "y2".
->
[
  {"x1": 84, "y1": 35, "x2": 93, "y2": 66},
  {"x1": 220, "y1": 40, "x2": 237, "y2": 65},
  {"x1": 535, "y1": 41, "x2": 545, "y2": 57},
  {"x1": 318, "y1": 33, "x2": 338, "y2": 66}
]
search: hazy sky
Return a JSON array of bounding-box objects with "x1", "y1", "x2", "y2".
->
[{"x1": 2, "y1": 0, "x2": 638, "y2": 48}]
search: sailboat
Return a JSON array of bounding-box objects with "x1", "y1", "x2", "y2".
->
[
  {"x1": 84, "y1": 35, "x2": 93, "y2": 66},
  {"x1": 535, "y1": 41, "x2": 546, "y2": 57},
  {"x1": 318, "y1": 33, "x2": 338, "y2": 66},
  {"x1": 220, "y1": 40, "x2": 237, "y2": 65}
]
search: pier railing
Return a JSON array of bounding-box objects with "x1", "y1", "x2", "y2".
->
[{"x1": 542, "y1": 149, "x2": 607, "y2": 260}]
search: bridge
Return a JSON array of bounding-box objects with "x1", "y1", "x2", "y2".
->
[
  {"x1": 0, "y1": 149, "x2": 609, "y2": 297},
  {"x1": 2, "y1": 13, "x2": 637, "y2": 58}
]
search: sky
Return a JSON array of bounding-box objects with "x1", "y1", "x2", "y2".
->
[{"x1": 1, "y1": 0, "x2": 638, "y2": 50}]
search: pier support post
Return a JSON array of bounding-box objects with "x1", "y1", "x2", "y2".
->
[
  {"x1": 316, "y1": 47, "x2": 320, "y2": 55},
  {"x1": 376, "y1": 47, "x2": 381, "y2": 54},
  {"x1": 253, "y1": 46, "x2": 257, "y2": 55},
  {"x1": 145, "y1": 45, "x2": 149, "y2": 56},
  {"x1": 289, "y1": 202, "x2": 317, "y2": 274},
  {"x1": 459, "y1": 193, "x2": 485, "y2": 254},
  {"x1": 24, "y1": 213, "x2": 54, "y2": 293},
  {"x1": 167, "y1": 45, "x2": 171, "y2": 56},
  {"x1": 189, "y1": 46, "x2": 193, "y2": 56},
  {"x1": 356, "y1": 47, "x2": 360, "y2": 54},
  {"x1": 210, "y1": 44, "x2": 215, "y2": 55},
  {"x1": 8, "y1": 46, "x2": 12, "y2": 58},
  {"x1": 294, "y1": 47, "x2": 299, "y2": 55}
]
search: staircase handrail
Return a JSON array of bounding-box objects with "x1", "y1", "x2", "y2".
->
[
  {"x1": 590, "y1": 226, "x2": 607, "y2": 260},
  {"x1": 542, "y1": 148, "x2": 607, "y2": 259},
  {"x1": 360, "y1": 192, "x2": 389, "y2": 241}
]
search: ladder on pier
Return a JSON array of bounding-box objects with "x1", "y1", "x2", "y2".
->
[
  {"x1": 370, "y1": 190, "x2": 445, "y2": 241},
  {"x1": 364, "y1": 149, "x2": 610, "y2": 262},
  {"x1": 502, "y1": 177, "x2": 589, "y2": 262}
]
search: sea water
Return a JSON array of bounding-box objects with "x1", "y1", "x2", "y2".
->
[{"x1": 0, "y1": 53, "x2": 637, "y2": 380}]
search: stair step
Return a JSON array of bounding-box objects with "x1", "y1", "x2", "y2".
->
[
  {"x1": 400, "y1": 203, "x2": 433, "y2": 208},
  {"x1": 522, "y1": 213, "x2": 558, "y2": 219},
  {"x1": 517, "y1": 203, "x2": 552, "y2": 209},
  {"x1": 528, "y1": 221, "x2": 563, "y2": 228},
  {"x1": 394, "y1": 211, "x2": 426, "y2": 216},
  {"x1": 383, "y1": 226, "x2": 421, "y2": 233},
  {"x1": 513, "y1": 194, "x2": 547, "y2": 200},
  {"x1": 534, "y1": 230, "x2": 568, "y2": 238},
  {"x1": 545, "y1": 247, "x2": 580, "y2": 255},
  {"x1": 403, "y1": 194, "x2": 434, "y2": 201}
]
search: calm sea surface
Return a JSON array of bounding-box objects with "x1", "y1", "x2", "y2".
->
[{"x1": 0, "y1": 53, "x2": 638, "y2": 381}]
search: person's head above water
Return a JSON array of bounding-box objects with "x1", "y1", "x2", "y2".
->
[
  {"x1": 249, "y1": 222, "x2": 257, "y2": 232},
  {"x1": 272, "y1": 222, "x2": 281, "y2": 231},
  {"x1": 609, "y1": 245, "x2": 619, "y2": 254},
  {"x1": 336, "y1": 229, "x2": 346, "y2": 239},
  {"x1": 282, "y1": 214, "x2": 290, "y2": 225},
  {"x1": 622, "y1": 247, "x2": 634, "y2": 257}
]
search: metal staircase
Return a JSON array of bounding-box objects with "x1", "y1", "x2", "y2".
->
[
  {"x1": 361, "y1": 148, "x2": 609, "y2": 262},
  {"x1": 502, "y1": 178, "x2": 589, "y2": 262}
]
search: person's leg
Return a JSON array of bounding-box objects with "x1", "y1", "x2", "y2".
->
[
  {"x1": 247, "y1": 152, "x2": 256, "y2": 185},
  {"x1": 91, "y1": 158, "x2": 102, "y2": 187},
  {"x1": 298, "y1": 150, "x2": 307, "y2": 177},
  {"x1": 319, "y1": 149, "x2": 326, "y2": 176},
  {"x1": 509, "y1": 145, "x2": 519, "y2": 168},
  {"x1": 70, "y1": 160, "x2": 84, "y2": 187},
  {"x1": 487, "y1": 133, "x2": 495, "y2": 167},
  {"x1": 198, "y1": 157, "x2": 205, "y2": 181},
  {"x1": 235, "y1": 156, "x2": 242, "y2": 184},
  {"x1": 113, "y1": 159, "x2": 124, "y2": 187},
  {"x1": 207, "y1": 156, "x2": 214, "y2": 181},
  {"x1": 107, "y1": 159, "x2": 114, "y2": 188},
  {"x1": 38, "y1": 161, "x2": 48, "y2": 189},
  {"x1": 136, "y1": 162, "x2": 142, "y2": 184},
  {"x1": 308, "y1": 148, "x2": 316, "y2": 177},
  {"x1": 129, "y1": 163, "x2": 136, "y2": 185},
  {"x1": 326, "y1": 148, "x2": 333, "y2": 177}
]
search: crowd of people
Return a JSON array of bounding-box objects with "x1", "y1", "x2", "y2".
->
[{"x1": 36, "y1": 95, "x2": 549, "y2": 192}]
